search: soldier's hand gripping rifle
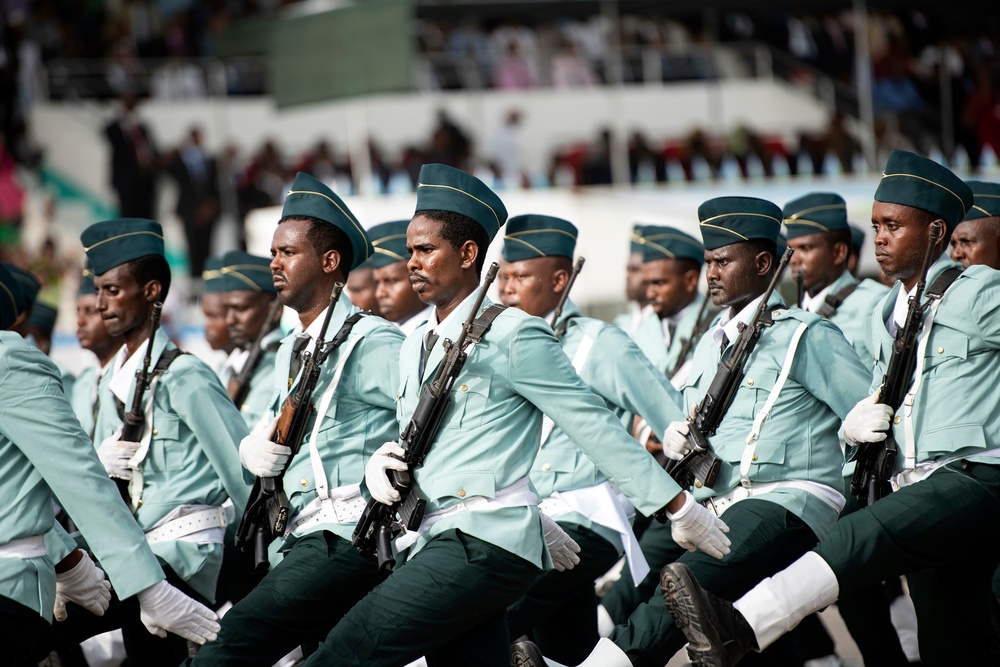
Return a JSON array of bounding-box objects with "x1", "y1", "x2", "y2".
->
[
  {"x1": 235, "y1": 283, "x2": 344, "y2": 575},
  {"x1": 851, "y1": 221, "x2": 944, "y2": 507},
  {"x1": 664, "y1": 246, "x2": 794, "y2": 490},
  {"x1": 353, "y1": 263, "x2": 500, "y2": 573},
  {"x1": 116, "y1": 301, "x2": 163, "y2": 506},
  {"x1": 227, "y1": 297, "x2": 283, "y2": 409},
  {"x1": 550, "y1": 257, "x2": 585, "y2": 337}
]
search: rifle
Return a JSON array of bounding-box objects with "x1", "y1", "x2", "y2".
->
[
  {"x1": 794, "y1": 271, "x2": 805, "y2": 308},
  {"x1": 851, "y1": 221, "x2": 944, "y2": 507},
  {"x1": 550, "y1": 256, "x2": 585, "y2": 336},
  {"x1": 227, "y1": 297, "x2": 283, "y2": 409},
  {"x1": 353, "y1": 263, "x2": 501, "y2": 572},
  {"x1": 668, "y1": 294, "x2": 715, "y2": 380},
  {"x1": 117, "y1": 301, "x2": 163, "y2": 506},
  {"x1": 665, "y1": 246, "x2": 794, "y2": 490},
  {"x1": 235, "y1": 283, "x2": 344, "y2": 575}
]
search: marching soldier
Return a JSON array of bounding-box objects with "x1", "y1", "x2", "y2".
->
[
  {"x1": 200, "y1": 255, "x2": 234, "y2": 365},
  {"x1": 345, "y1": 255, "x2": 382, "y2": 317},
  {"x1": 0, "y1": 263, "x2": 219, "y2": 666},
  {"x1": 613, "y1": 224, "x2": 654, "y2": 336},
  {"x1": 784, "y1": 192, "x2": 889, "y2": 365},
  {"x1": 4, "y1": 262, "x2": 41, "y2": 332},
  {"x1": 70, "y1": 269, "x2": 122, "y2": 441},
  {"x1": 496, "y1": 213, "x2": 686, "y2": 664},
  {"x1": 218, "y1": 250, "x2": 284, "y2": 428},
  {"x1": 662, "y1": 150, "x2": 1000, "y2": 667},
  {"x1": 950, "y1": 180, "x2": 1000, "y2": 269},
  {"x1": 189, "y1": 172, "x2": 405, "y2": 665},
  {"x1": 535, "y1": 195, "x2": 872, "y2": 667},
  {"x1": 52, "y1": 218, "x2": 250, "y2": 666},
  {"x1": 847, "y1": 224, "x2": 867, "y2": 277},
  {"x1": 369, "y1": 219, "x2": 433, "y2": 335},
  {"x1": 303, "y1": 164, "x2": 729, "y2": 666}
]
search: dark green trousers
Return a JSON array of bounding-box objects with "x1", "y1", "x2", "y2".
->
[
  {"x1": 1, "y1": 595, "x2": 51, "y2": 667},
  {"x1": 302, "y1": 529, "x2": 541, "y2": 667},
  {"x1": 188, "y1": 530, "x2": 387, "y2": 666},
  {"x1": 609, "y1": 499, "x2": 817, "y2": 667},
  {"x1": 601, "y1": 515, "x2": 671, "y2": 625},
  {"x1": 506, "y1": 523, "x2": 620, "y2": 665},
  {"x1": 815, "y1": 461, "x2": 1000, "y2": 666}
]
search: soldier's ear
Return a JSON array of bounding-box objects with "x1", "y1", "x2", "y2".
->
[
  {"x1": 754, "y1": 250, "x2": 773, "y2": 277},
  {"x1": 143, "y1": 280, "x2": 162, "y2": 303},
  {"x1": 321, "y1": 248, "x2": 343, "y2": 275},
  {"x1": 683, "y1": 268, "x2": 700, "y2": 293}
]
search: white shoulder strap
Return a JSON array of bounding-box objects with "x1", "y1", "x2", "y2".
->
[{"x1": 540, "y1": 334, "x2": 594, "y2": 448}]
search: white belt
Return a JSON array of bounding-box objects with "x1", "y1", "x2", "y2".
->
[
  {"x1": 0, "y1": 535, "x2": 47, "y2": 559},
  {"x1": 145, "y1": 504, "x2": 234, "y2": 545},
  {"x1": 395, "y1": 476, "x2": 538, "y2": 552},
  {"x1": 539, "y1": 481, "x2": 649, "y2": 584},
  {"x1": 285, "y1": 484, "x2": 366, "y2": 537},
  {"x1": 702, "y1": 480, "x2": 845, "y2": 517}
]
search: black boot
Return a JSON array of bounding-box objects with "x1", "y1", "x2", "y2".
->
[
  {"x1": 510, "y1": 638, "x2": 546, "y2": 667},
  {"x1": 661, "y1": 562, "x2": 758, "y2": 667}
]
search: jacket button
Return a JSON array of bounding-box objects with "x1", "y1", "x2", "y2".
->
[
  {"x1": 300, "y1": 478, "x2": 309, "y2": 487},
  {"x1": 152, "y1": 428, "x2": 158, "y2": 436},
  {"x1": 752, "y1": 454, "x2": 758, "y2": 461},
  {"x1": 460, "y1": 384, "x2": 468, "y2": 392},
  {"x1": 746, "y1": 379, "x2": 754, "y2": 386},
  {"x1": 542, "y1": 463, "x2": 551, "y2": 471},
  {"x1": 893, "y1": 415, "x2": 901, "y2": 425},
  {"x1": 458, "y1": 489, "x2": 466, "y2": 497},
  {"x1": 937, "y1": 346, "x2": 944, "y2": 354},
  {"x1": 694, "y1": 480, "x2": 703, "y2": 489}
]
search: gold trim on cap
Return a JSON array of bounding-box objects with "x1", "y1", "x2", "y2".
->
[
  {"x1": 642, "y1": 239, "x2": 676, "y2": 259},
  {"x1": 373, "y1": 246, "x2": 408, "y2": 263},
  {"x1": 0, "y1": 282, "x2": 19, "y2": 317},
  {"x1": 417, "y1": 182, "x2": 501, "y2": 233},
  {"x1": 644, "y1": 232, "x2": 702, "y2": 250},
  {"x1": 503, "y1": 236, "x2": 546, "y2": 257},
  {"x1": 372, "y1": 232, "x2": 408, "y2": 246},
  {"x1": 84, "y1": 230, "x2": 164, "y2": 253},
  {"x1": 220, "y1": 268, "x2": 264, "y2": 291},
  {"x1": 202, "y1": 269, "x2": 222, "y2": 281},
  {"x1": 782, "y1": 218, "x2": 829, "y2": 232},
  {"x1": 879, "y1": 171, "x2": 970, "y2": 217},
  {"x1": 506, "y1": 227, "x2": 578, "y2": 240},
  {"x1": 285, "y1": 189, "x2": 370, "y2": 261},
  {"x1": 698, "y1": 222, "x2": 749, "y2": 240}
]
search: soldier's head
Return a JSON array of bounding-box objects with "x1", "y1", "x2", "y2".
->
[
  {"x1": 272, "y1": 172, "x2": 371, "y2": 325},
  {"x1": 76, "y1": 269, "x2": 120, "y2": 364},
  {"x1": 871, "y1": 150, "x2": 973, "y2": 290},
  {"x1": 370, "y1": 220, "x2": 426, "y2": 324},
  {"x1": 0, "y1": 264, "x2": 24, "y2": 332},
  {"x1": 498, "y1": 214, "x2": 576, "y2": 318},
  {"x1": 24, "y1": 301, "x2": 57, "y2": 356},
  {"x1": 3, "y1": 263, "x2": 40, "y2": 333},
  {"x1": 625, "y1": 225, "x2": 648, "y2": 306},
  {"x1": 783, "y1": 192, "x2": 852, "y2": 297},
  {"x1": 847, "y1": 224, "x2": 866, "y2": 277},
  {"x1": 82, "y1": 218, "x2": 170, "y2": 347},
  {"x1": 698, "y1": 196, "x2": 781, "y2": 313},
  {"x1": 637, "y1": 225, "x2": 702, "y2": 321},
  {"x1": 346, "y1": 262, "x2": 380, "y2": 316},
  {"x1": 220, "y1": 251, "x2": 280, "y2": 350},
  {"x1": 200, "y1": 256, "x2": 232, "y2": 353},
  {"x1": 408, "y1": 164, "x2": 506, "y2": 310},
  {"x1": 950, "y1": 180, "x2": 1000, "y2": 270}
]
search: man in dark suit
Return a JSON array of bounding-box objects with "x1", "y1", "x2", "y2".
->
[
  {"x1": 167, "y1": 126, "x2": 221, "y2": 280},
  {"x1": 104, "y1": 91, "x2": 159, "y2": 219}
]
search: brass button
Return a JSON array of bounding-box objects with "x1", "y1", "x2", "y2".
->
[
  {"x1": 152, "y1": 428, "x2": 158, "y2": 436},
  {"x1": 460, "y1": 384, "x2": 468, "y2": 392},
  {"x1": 458, "y1": 489, "x2": 467, "y2": 497},
  {"x1": 893, "y1": 415, "x2": 901, "y2": 425},
  {"x1": 136, "y1": 499, "x2": 143, "y2": 508},
  {"x1": 752, "y1": 454, "x2": 758, "y2": 461},
  {"x1": 746, "y1": 378, "x2": 754, "y2": 386},
  {"x1": 300, "y1": 478, "x2": 309, "y2": 487},
  {"x1": 937, "y1": 346, "x2": 944, "y2": 354},
  {"x1": 694, "y1": 480, "x2": 703, "y2": 489},
  {"x1": 542, "y1": 463, "x2": 551, "y2": 471}
]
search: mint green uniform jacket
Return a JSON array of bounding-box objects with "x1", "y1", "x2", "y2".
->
[
  {"x1": 93, "y1": 329, "x2": 251, "y2": 601},
  {"x1": 871, "y1": 256, "x2": 1000, "y2": 469},
  {"x1": 69, "y1": 364, "x2": 99, "y2": 438},
  {"x1": 662, "y1": 293, "x2": 713, "y2": 379},
  {"x1": 0, "y1": 333, "x2": 163, "y2": 621},
  {"x1": 260, "y1": 297, "x2": 403, "y2": 547},
  {"x1": 820, "y1": 271, "x2": 889, "y2": 368},
  {"x1": 221, "y1": 327, "x2": 283, "y2": 429},
  {"x1": 682, "y1": 294, "x2": 870, "y2": 539},
  {"x1": 397, "y1": 294, "x2": 682, "y2": 570}
]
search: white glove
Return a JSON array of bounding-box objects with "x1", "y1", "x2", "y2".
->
[
  {"x1": 54, "y1": 551, "x2": 112, "y2": 621},
  {"x1": 136, "y1": 580, "x2": 220, "y2": 645},
  {"x1": 365, "y1": 441, "x2": 408, "y2": 504},
  {"x1": 540, "y1": 511, "x2": 581, "y2": 572},
  {"x1": 662, "y1": 421, "x2": 694, "y2": 461},
  {"x1": 239, "y1": 415, "x2": 290, "y2": 477},
  {"x1": 842, "y1": 393, "x2": 894, "y2": 446},
  {"x1": 97, "y1": 435, "x2": 140, "y2": 480},
  {"x1": 666, "y1": 491, "x2": 731, "y2": 559}
]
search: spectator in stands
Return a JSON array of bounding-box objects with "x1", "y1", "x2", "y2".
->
[
  {"x1": 493, "y1": 40, "x2": 539, "y2": 90},
  {"x1": 627, "y1": 130, "x2": 666, "y2": 183},
  {"x1": 579, "y1": 127, "x2": 614, "y2": 186},
  {"x1": 166, "y1": 126, "x2": 221, "y2": 280},
  {"x1": 103, "y1": 90, "x2": 159, "y2": 218},
  {"x1": 550, "y1": 36, "x2": 598, "y2": 88},
  {"x1": 872, "y1": 41, "x2": 937, "y2": 156},
  {"x1": 489, "y1": 108, "x2": 526, "y2": 189}
]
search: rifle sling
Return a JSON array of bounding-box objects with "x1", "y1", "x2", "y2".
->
[
  {"x1": 466, "y1": 304, "x2": 507, "y2": 345},
  {"x1": 925, "y1": 267, "x2": 962, "y2": 300},
  {"x1": 816, "y1": 282, "x2": 860, "y2": 318},
  {"x1": 114, "y1": 349, "x2": 187, "y2": 420}
]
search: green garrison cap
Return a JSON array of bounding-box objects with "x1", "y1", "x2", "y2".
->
[
  {"x1": 638, "y1": 225, "x2": 704, "y2": 266},
  {"x1": 502, "y1": 214, "x2": 578, "y2": 262},
  {"x1": 963, "y1": 180, "x2": 1000, "y2": 221},
  {"x1": 849, "y1": 225, "x2": 866, "y2": 255},
  {"x1": 281, "y1": 172, "x2": 372, "y2": 271},
  {"x1": 698, "y1": 196, "x2": 782, "y2": 250},
  {"x1": 81, "y1": 218, "x2": 164, "y2": 276},
  {"x1": 368, "y1": 220, "x2": 411, "y2": 269},
  {"x1": 782, "y1": 192, "x2": 849, "y2": 240},
  {"x1": 220, "y1": 251, "x2": 276, "y2": 293},
  {"x1": 201, "y1": 256, "x2": 226, "y2": 293},
  {"x1": 27, "y1": 300, "x2": 57, "y2": 335},
  {"x1": 415, "y1": 164, "x2": 508, "y2": 241},
  {"x1": 630, "y1": 224, "x2": 648, "y2": 254},
  {"x1": 874, "y1": 150, "x2": 973, "y2": 229},
  {"x1": 0, "y1": 263, "x2": 23, "y2": 329},
  {"x1": 79, "y1": 267, "x2": 96, "y2": 296},
  {"x1": 4, "y1": 264, "x2": 41, "y2": 310},
  {"x1": 776, "y1": 232, "x2": 787, "y2": 258}
]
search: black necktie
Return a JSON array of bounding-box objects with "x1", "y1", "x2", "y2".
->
[
  {"x1": 288, "y1": 335, "x2": 310, "y2": 387},
  {"x1": 419, "y1": 331, "x2": 439, "y2": 377}
]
